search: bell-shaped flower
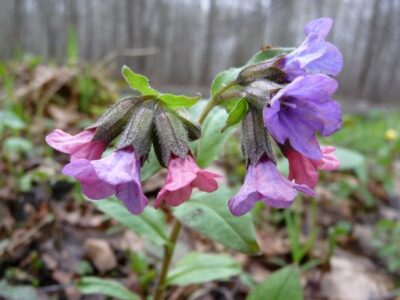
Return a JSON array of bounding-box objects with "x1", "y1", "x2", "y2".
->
[
  {"x1": 263, "y1": 74, "x2": 342, "y2": 160},
  {"x1": 228, "y1": 157, "x2": 315, "y2": 216},
  {"x1": 284, "y1": 145, "x2": 340, "y2": 188},
  {"x1": 155, "y1": 155, "x2": 220, "y2": 208},
  {"x1": 46, "y1": 129, "x2": 106, "y2": 161},
  {"x1": 62, "y1": 147, "x2": 148, "y2": 215},
  {"x1": 280, "y1": 17, "x2": 343, "y2": 80}
]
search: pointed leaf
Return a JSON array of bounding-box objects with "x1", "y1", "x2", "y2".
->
[
  {"x1": 246, "y1": 47, "x2": 294, "y2": 65},
  {"x1": 158, "y1": 94, "x2": 200, "y2": 109},
  {"x1": 247, "y1": 265, "x2": 303, "y2": 300},
  {"x1": 122, "y1": 65, "x2": 159, "y2": 96},
  {"x1": 221, "y1": 97, "x2": 248, "y2": 133},
  {"x1": 173, "y1": 186, "x2": 260, "y2": 254},
  {"x1": 141, "y1": 147, "x2": 161, "y2": 181},
  {"x1": 94, "y1": 198, "x2": 168, "y2": 246},
  {"x1": 77, "y1": 277, "x2": 140, "y2": 300},
  {"x1": 166, "y1": 252, "x2": 241, "y2": 286},
  {"x1": 196, "y1": 106, "x2": 235, "y2": 167}
]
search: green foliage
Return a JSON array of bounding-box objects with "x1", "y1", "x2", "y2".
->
[
  {"x1": 371, "y1": 219, "x2": 400, "y2": 273},
  {"x1": 67, "y1": 26, "x2": 79, "y2": 65},
  {"x1": 77, "y1": 277, "x2": 140, "y2": 300},
  {"x1": 221, "y1": 97, "x2": 248, "y2": 133},
  {"x1": 174, "y1": 186, "x2": 260, "y2": 254},
  {"x1": 122, "y1": 66, "x2": 199, "y2": 109},
  {"x1": 166, "y1": 252, "x2": 241, "y2": 286},
  {"x1": 195, "y1": 105, "x2": 235, "y2": 167},
  {"x1": 210, "y1": 47, "x2": 293, "y2": 98},
  {"x1": 0, "y1": 281, "x2": 38, "y2": 300},
  {"x1": 94, "y1": 198, "x2": 169, "y2": 246},
  {"x1": 140, "y1": 147, "x2": 161, "y2": 181},
  {"x1": 0, "y1": 111, "x2": 25, "y2": 134},
  {"x1": 247, "y1": 265, "x2": 302, "y2": 300}
]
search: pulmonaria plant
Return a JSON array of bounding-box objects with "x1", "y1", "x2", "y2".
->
[{"x1": 46, "y1": 17, "x2": 342, "y2": 218}]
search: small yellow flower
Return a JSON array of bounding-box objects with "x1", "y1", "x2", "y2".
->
[{"x1": 384, "y1": 129, "x2": 398, "y2": 141}]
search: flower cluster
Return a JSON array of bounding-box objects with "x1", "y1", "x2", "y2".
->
[
  {"x1": 46, "y1": 17, "x2": 343, "y2": 217},
  {"x1": 46, "y1": 98, "x2": 219, "y2": 215},
  {"x1": 229, "y1": 17, "x2": 342, "y2": 216}
]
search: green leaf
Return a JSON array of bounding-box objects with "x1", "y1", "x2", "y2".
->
[
  {"x1": 122, "y1": 65, "x2": 159, "y2": 96},
  {"x1": 196, "y1": 106, "x2": 236, "y2": 167},
  {"x1": 94, "y1": 198, "x2": 169, "y2": 246},
  {"x1": 211, "y1": 67, "x2": 241, "y2": 96},
  {"x1": 247, "y1": 265, "x2": 303, "y2": 300},
  {"x1": 167, "y1": 252, "x2": 241, "y2": 286},
  {"x1": 210, "y1": 47, "x2": 293, "y2": 97},
  {"x1": 334, "y1": 147, "x2": 367, "y2": 182},
  {"x1": 173, "y1": 186, "x2": 260, "y2": 254},
  {"x1": 221, "y1": 97, "x2": 248, "y2": 133},
  {"x1": 0, "y1": 111, "x2": 25, "y2": 130},
  {"x1": 246, "y1": 47, "x2": 294, "y2": 65},
  {"x1": 0, "y1": 281, "x2": 38, "y2": 300},
  {"x1": 3, "y1": 137, "x2": 33, "y2": 155},
  {"x1": 141, "y1": 147, "x2": 161, "y2": 181},
  {"x1": 158, "y1": 94, "x2": 200, "y2": 109},
  {"x1": 77, "y1": 277, "x2": 140, "y2": 300}
]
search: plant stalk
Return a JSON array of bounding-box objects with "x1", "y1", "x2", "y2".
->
[
  {"x1": 153, "y1": 82, "x2": 233, "y2": 299},
  {"x1": 154, "y1": 220, "x2": 182, "y2": 300}
]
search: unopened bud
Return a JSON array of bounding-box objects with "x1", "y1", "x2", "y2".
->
[
  {"x1": 241, "y1": 104, "x2": 275, "y2": 165},
  {"x1": 116, "y1": 100, "x2": 157, "y2": 161},
  {"x1": 237, "y1": 58, "x2": 287, "y2": 85},
  {"x1": 153, "y1": 106, "x2": 190, "y2": 167},
  {"x1": 90, "y1": 97, "x2": 137, "y2": 143},
  {"x1": 244, "y1": 80, "x2": 283, "y2": 110}
]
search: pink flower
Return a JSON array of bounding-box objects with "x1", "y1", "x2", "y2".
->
[
  {"x1": 62, "y1": 147, "x2": 148, "y2": 215},
  {"x1": 228, "y1": 157, "x2": 315, "y2": 216},
  {"x1": 155, "y1": 155, "x2": 220, "y2": 208},
  {"x1": 45, "y1": 129, "x2": 106, "y2": 161},
  {"x1": 284, "y1": 145, "x2": 340, "y2": 188}
]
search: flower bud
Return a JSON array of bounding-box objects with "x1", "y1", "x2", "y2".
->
[
  {"x1": 237, "y1": 59, "x2": 287, "y2": 85},
  {"x1": 116, "y1": 100, "x2": 156, "y2": 162},
  {"x1": 89, "y1": 97, "x2": 138, "y2": 144},
  {"x1": 244, "y1": 80, "x2": 283, "y2": 109},
  {"x1": 153, "y1": 105, "x2": 190, "y2": 167},
  {"x1": 241, "y1": 104, "x2": 275, "y2": 165}
]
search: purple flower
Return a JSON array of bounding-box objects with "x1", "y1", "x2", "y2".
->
[
  {"x1": 228, "y1": 157, "x2": 314, "y2": 216},
  {"x1": 280, "y1": 17, "x2": 343, "y2": 80},
  {"x1": 45, "y1": 129, "x2": 106, "y2": 161},
  {"x1": 263, "y1": 74, "x2": 342, "y2": 160},
  {"x1": 62, "y1": 147, "x2": 148, "y2": 215}
]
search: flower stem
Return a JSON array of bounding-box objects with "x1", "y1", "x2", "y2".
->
[
  {"x1": 198, "y1": 80, "x2": 238, "y2": 125},
  {"x1": 154, "y1": 220, "x2": 182, "y2": 300},
  {"x1": 153, "y1": 82, "x2": 237, "y2": 299}
]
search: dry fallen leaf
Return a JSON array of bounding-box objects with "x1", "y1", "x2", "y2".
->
[{"x1": 84, "y1": 238, "x2": 117, "y2": 274}]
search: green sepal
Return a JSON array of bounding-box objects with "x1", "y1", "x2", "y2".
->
[{"x1": 221, "y1": 97, "x2": 248, "y2": 133}]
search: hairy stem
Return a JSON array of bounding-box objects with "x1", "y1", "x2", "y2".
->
[
  {"x1": 153, "y1": 82, "x2": 236, "y2": 299},
  {"x1": 154, "y1": 220, "x2": 182, "y2": 300},
  {"x1": 198, "y1": 80, "x2": 238, "y2": 125}
]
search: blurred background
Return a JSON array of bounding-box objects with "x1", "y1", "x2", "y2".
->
[{"x1": 0, "y1": 0, "x2": 399, "y2": 299}]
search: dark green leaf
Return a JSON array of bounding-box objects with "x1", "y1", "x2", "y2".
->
[
  {"x1": 77, "y1": 277, "x2": 140, "y2": 300},
  {"x1": 94, "y1": 198, "x2": 168, "y2": 246},
  {"x1": 158, "y1": 94, "x2": 200, "y2": 109},
  {"x1": 196, "y1": 106, "x2": 235, "y2": 167},
  {"x1": 221, "y1": 97, "x2": 248, "y2": 133},
  {"x1": 247, "y1": 265, "x2": 303, "y2": 300},
  {"x1": 167, "y1": 252, "x2": 241, "y2": 286},
  {"x1": 173, "y1": 186, "x2": 260, "y2": 254},
  {"x1": 122, "y1": 65, "x2": 159, "y2": 96}
]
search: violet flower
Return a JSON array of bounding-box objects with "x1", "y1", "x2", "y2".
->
[
  {"x1": 46, "y1": 129, "x2": 106, "y2": 161},
  {"x1": 280, "y1": 17, "x2": 343, "y2": 80},
  {"x1": 263, "y1": 74, "x2": 342, "y2": 160},
  {"x1": 62, "y1": 147, "x2": 148, "y2": 215},
  {"x1": 284, "y1": 145, "x2": 340, "y2": 188},
  {"x1": 228, "y1": 157, "x2": 315, "y2": 216},
  {"x1": 155, "y1": 155, "x2": 220, "y2": 208}
]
